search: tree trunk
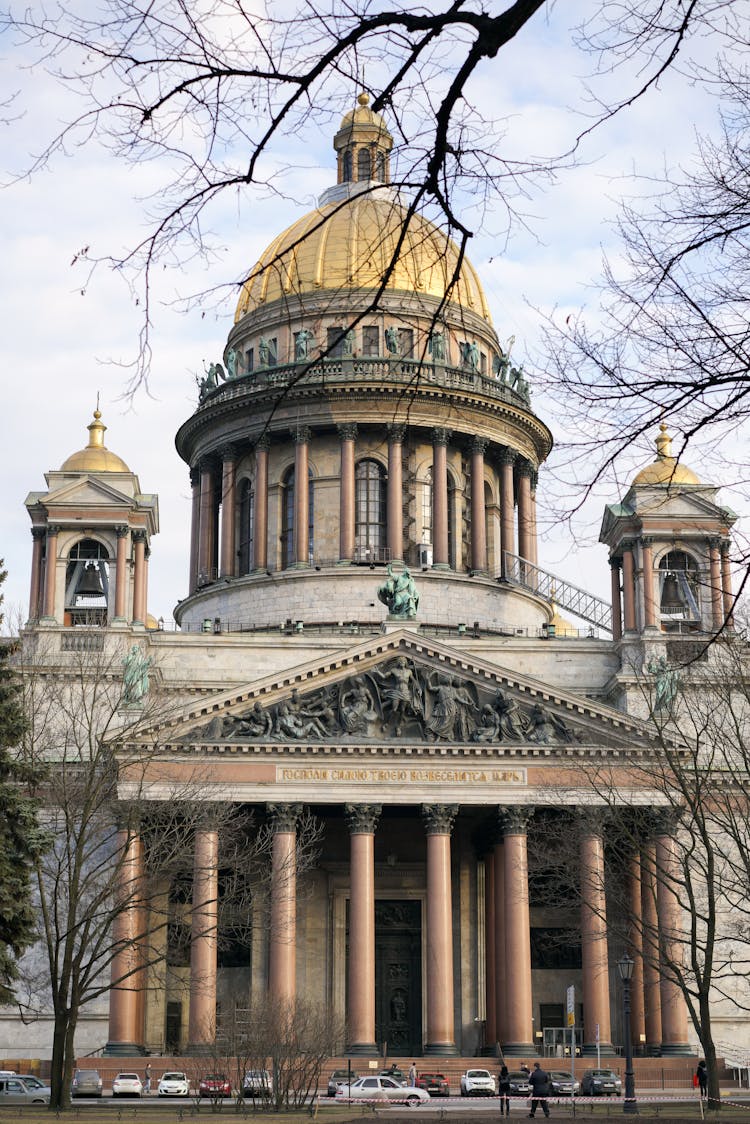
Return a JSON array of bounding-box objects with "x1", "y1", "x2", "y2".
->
[{"x1": 699, "y1": 1002, "x2": 721, "y2": 1111}]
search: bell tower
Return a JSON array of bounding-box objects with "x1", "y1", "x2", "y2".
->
[
  {"x1": 25, "y1": 409, "x2": 159, "y2": 629},
  {"x1": 600, "y1": 426, "x2": 736, "y2": 644}
]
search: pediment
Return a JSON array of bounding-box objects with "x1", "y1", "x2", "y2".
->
[
  {"x1": 157, "y1": 630, "x2": 650, "y2": 752},
  {"x1": 42, "y1": 475, "x2": 135, "y2": 509}
]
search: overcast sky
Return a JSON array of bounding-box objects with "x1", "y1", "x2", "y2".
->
[{"x1": 1, "y1": 2, "x2": 741, "y2": 628}]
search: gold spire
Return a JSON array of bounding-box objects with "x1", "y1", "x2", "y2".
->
[
  {"x1": 631, "y1": 424, "x2": 700, "y2": 487},
  {"x1": 60, "y1": 407, "x2": 131, "y2": 473}
]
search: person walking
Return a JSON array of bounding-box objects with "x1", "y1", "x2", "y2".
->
[
  {"x1": 408, "y1": 1062, "x2": 417, "y2": 1087},
  {"x1": 696, "y1": 1059, "x2": 708, "y2": 1099},
  {"x1": 498, "y1": 1064, "x2": 511, "y2": 1117},
  {"x1": 528, "y1": 1062, "x2": 550, "y2": 1119},
  {"x1": 144, "y1": 1063, "x2": 152, "y2": 1095}
]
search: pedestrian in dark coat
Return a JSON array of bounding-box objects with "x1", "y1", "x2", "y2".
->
[
  {"x1": 696, "y1": 1060, "x2": 708, "y2": 1099},
  {"x1": 528, "y1": 1062, "x2": 550, "y2": 1119},
  {"x1": 498, "y1": 1065, "x2": 511, "y2": 1117}
]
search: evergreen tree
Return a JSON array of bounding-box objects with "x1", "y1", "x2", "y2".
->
[{"x1": 0, "y1": 562, "x2": 45, "y2": 1003}]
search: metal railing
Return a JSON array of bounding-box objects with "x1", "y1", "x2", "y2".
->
[{"x1": 501, "y1": 552, "x2": 613, "y2": 633}]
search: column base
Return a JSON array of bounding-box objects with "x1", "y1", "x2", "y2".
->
[
  {"x1": 582, "y1": 1042, "x2": 616, "y2": 1057},
  {"x1": 102, "y1": 1042, "x2": 147, "y2": 1057},
  {"x1": 423, "y1": 1042, "x2": 459, "y2": 1056},
  {"x1": 431, "y1": 562, "x2": 450, "y2": 571},
  {"x1": 470, "y1": 569, "x2": 489, "y2": 578},
  {"x1": 346, "y1": 1042, "x2": 378, "y2": 1056},
  {"x1": 336, "y1": 559, "x2": 353, "y2": 566},
  {"x1": 501, "y1": 1042, "x2": 538, "y2": 1058},
  {"x1": 660, "y1": 1043, "x2": 694, "y2": 1056}
]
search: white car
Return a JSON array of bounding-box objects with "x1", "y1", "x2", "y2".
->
[
  {"x1": 243, "y1": 1069, "x2": 272, "y2": 1097},
  {"x1": 460, "y1": 1068, "x2": 496, "y2": 1097},
  {"x1": 158, "y1": 1071, "x2": 190, "y2": 1097},
  {"x1": 336, "y1": 1075, "x2": 429, "y2": 1106},
  {"x1": 112, "y1": 1072, "x2": 143, "y2": 1097}
]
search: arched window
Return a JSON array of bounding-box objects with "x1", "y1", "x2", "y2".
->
[
  {"x1": 343, "y1": 150, "x2": 352, "y2": 182},
  {"x1": 358, "y1": 148, "x2": 371, "y2": 181},
  {"x1": 423, "y1": 467, "x2": 457, "y2": 568},
  {"x1": 355, "y1": 459, "x2": 387, "y2": 561},
  {"x1": 659, "y1": 550, "x2": 701, "y2": 630},
  {"x1": 375, "y1": 152, "x2": 386, "y2": 181},
  {"x1": 281, "y1": 467, "x2": 315, "y2": 568},
  {"x1": 65, "y1": 538, "x2": 110, "y2": 626},
  {"x1": 238, "y1": 479, "x2": 254, "y2": 574},
  {"x1": 485, "y1": 480, "x2": 495, "y2": 572}
]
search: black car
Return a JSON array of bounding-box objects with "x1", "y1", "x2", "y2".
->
[
  {"x1": 328, "y1": 1069, "x2": 357, "y2": 1096},
  {"x1": 507, "y1": 1070, "x2": 532, "y2": 1096},
  {"x1": 581, "y1": 1068, "x2": 622, "y2": 1097}
]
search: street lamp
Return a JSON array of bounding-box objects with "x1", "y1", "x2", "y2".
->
[{"x1": 617, "y1": 953, "x2": 638, "y2": 1115}]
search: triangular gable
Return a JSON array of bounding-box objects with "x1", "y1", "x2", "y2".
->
[
  {"x1": 38, "y1": 475, "x2": 136, "y2": 509},
  {"x1": 145, "y1": 630, "x2": 651, "y2": 751}
]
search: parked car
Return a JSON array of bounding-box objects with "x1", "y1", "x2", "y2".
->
[
  {"x1": 16, "y1": 1075, "x2": 51, "y2": 1093},
  {"x1": 71, "y1": 1069, "x2": 103, "y2": 1097},
  {"x1": 417, "y1": 1072, "x2": 450, "y2": 1097},
  {"x1": 380, "y1": 1066, "x2": 407, "y2": 1085},
  {"x1": 327, "y1": 1068, "x2": 357, "y2": 1096},
  {"x1": 198, "y1": 1073, "x2": 232, "y2": 1098},
  {"x1": 460, "y1": 1068, "x2": 496, "y2": 1096},
  {"x1": 549, "y1": 1070, "x2": 580, "y2": 1096},
  {"x1": 581, "y1": 1068, "x2": 622, "y2": 1097},
  {"x1": 243, "y1": 1069, "x2": 272, "y2": 1098},
  {"x1": 112, "y1": 1072, "x2": 143, "y2": 1097},
  {"x1": 0, "y1": 1076, "x2": 50, "y2": 1104},
  {"x1": 507, "y1": 1071, "x2": 532, "y2": 1097},
  {"x1": 158, "y1": 1071, "x2": 190, "y2": 1097},
  {"x1": 336, "y1": 1075, "x2": 429, "y2": 1106}
]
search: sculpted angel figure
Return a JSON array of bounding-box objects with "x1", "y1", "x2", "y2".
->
[
  {"x1": 426, "y1": 672, "x2": 476, "y2": 741},
  {"x1": 339, "y1": 681, "x2": 378, "y2": 735},
  {"x1": 493, "y1": 688, "x2": 530, "y2": 740},
  {"x1": 472, "y1": 703, "x2": 501, "y2": 743}
]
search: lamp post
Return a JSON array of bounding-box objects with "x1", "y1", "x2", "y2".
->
[{"x1": 618, "y1": 953, "x2": 638, "y2": 1115}]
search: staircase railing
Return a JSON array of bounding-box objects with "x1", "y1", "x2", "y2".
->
[{"x1": 501, "y1": 552, "x2": 613, "y2": 633}]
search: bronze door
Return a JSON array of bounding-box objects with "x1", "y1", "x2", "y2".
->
[{"x1": 375, "y1": 900, "x2": 422, "y2": 1054}]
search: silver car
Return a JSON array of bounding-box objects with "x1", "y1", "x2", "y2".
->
[
  {"x1": 71, "y1": 1069, "x2": 103, "y2": 1097},
  {"x1": 0, "y1": 1076, "x2": 50, "y2": 1104},
  {"x1": 336, "y1": 1075, "x2": 429, "y2": 1106},
  {"x1": 549, "y1": 1070, "x2": 580, "y2": 1096}
]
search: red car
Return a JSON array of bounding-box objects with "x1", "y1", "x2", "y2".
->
[
  {"x1": 417, "y1": 1072, "x2": 450, "y2": 1097},
  {"x1": 198, "y1": 1073, "x2": 232, "y2": 1099}
]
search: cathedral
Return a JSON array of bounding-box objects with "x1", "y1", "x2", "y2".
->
[{"x1": 13, "y1": 95, "x2": 741, "y2": 1065}]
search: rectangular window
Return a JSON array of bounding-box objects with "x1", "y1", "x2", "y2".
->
[
  {"x1": 363, "y1": 326, "x2": 379, "y2": 356},
  {"x1": 327, "y1": 326, "x2": 345, "y2": 357},
  {"x1": 267, "y1": 337, "x2": 278, "y2": 367},
  {"x1": 398, "y1": 328, "x2": 414, "y2": 357},
  {"x1": 480, "y1": 351, "x2": 487, "y2": 375},
  {"x1": 245, "y1": 347, "x2": 254, "y2": 373}
]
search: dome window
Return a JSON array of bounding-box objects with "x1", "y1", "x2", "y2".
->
[
  {"x1": 281, "y1": 467, "x2": 315, "y2": 568},
  {"x1": 658, "y1": 550, "x2": 701, "y2": 631},
  {"x1": 357, "y1": 148, "x2": 371, "y2": 181},
  {"x1": 343, "y1": 149, "x2": 353, "y2": 182},
  {"x1": 362, "y1": 326, "x2": 379, "y2": 357},
  {"x1": 355, "y1": 460, "x2": 387, "y2": 563}
]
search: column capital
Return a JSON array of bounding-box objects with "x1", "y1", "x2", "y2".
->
[
  {"x1": 345, "y1": 803, "x2": 382, "y2": 834},
  {"x1": 267, "y1": 802, "x2": 302, "y2": 833},
  {"x1": 708, "y1": 536, "x2": 721, "y2": 551},
  {"x1": 649, "y1": 807, "x2": 683, "y2": 838},
  {"x1": 387, "y1": 423, "x2": 406, "y2": 444},
  {"x1": 337, "y1": 423, "x2": 358, "y2": 442},
  {"x1": 516, "y1": 458, "x2": 533, "y2": 479},
  {"x1": 432, "y1": 427, "x2": 452, "y2": 447},
  {"x1": 621, "y1": 539, "x2": 636, "y2": 554},
  {"x1": 575, "y1": 807, "x2": 609, "y2": 836},
  {"x1": 47, "y1": 523, "x2": 61, "y2": 537},
  {"x1": 220, "y1": 443, "x2": 238, "y2": 462},
  {"x1": 292, "y1": 425, "x2": 312, "y2": 444},
  {"x1": 115, "y1": 525, "x2": 130, "y2": 539},
  {"x1": 255, "y1": 432, "x2": 271, "y2": 452},
  {"x1": 470, "y1": 436, "x2": 488, "y2": 456},
  {"x1": 720, "y1": 539, "x2": 731, "y2": 557},
  {"x1": 500, "y1": 805, "x2": 533, "y2": 835},
  {"x1": 530, "y1": 469, "x2": 539, "y2": 491},
  {"x1": 640, "y1": 535, "x2": 655, "y2": 547},
  {"x1": 609, "y1": 556, "x2": 622, "y2": 571},
  {"x1": 132, "y1": 529, "x2": 148, "y2": 545},
  {"x1": 498, "y1": 448, "x2": 516, "y2": 467},
  {"x1": 189, "y1": 465, "x2": 200, "y2": 487},
  {"x1": 31, "y1": 526, "x2": 46, "y2": 541},
  {"x1": 198, "y1": 457, "x2": 216, "y2": 476},
  {"x1": 422, "y1": 803, "x2": 458, "y2": 835}
]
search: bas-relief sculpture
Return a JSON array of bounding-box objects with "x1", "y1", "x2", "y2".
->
[{"x1": 182, "y1": 655, "x2": 581, "y2": 746}]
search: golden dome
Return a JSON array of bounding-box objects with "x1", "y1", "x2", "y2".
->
[
  {"x1": 632, "y1": 424, "x2": 700, "y2": 486},
  {"x1": 338, "y1": 90, "x2": 390, "y2": 132},
  {"x1": 60, "y1": 409, "x2": 131, "y2": 473},
  {"x1": 235, "y1": 191, "x2": 491, "y2": 322}
]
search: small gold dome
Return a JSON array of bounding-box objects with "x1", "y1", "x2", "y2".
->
[
  {"x1": 338, "y1": 90, "x2": 390, "y2": 132},
  {"x1": 632, "y1": 424, "x2": 700, "y2": 486},
  {"x1": 235, "y1": 193, "x2": 491, "y2": 322},
  {"x1": 60, "y1": 409, "x2": 131, "y2": 473}
]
